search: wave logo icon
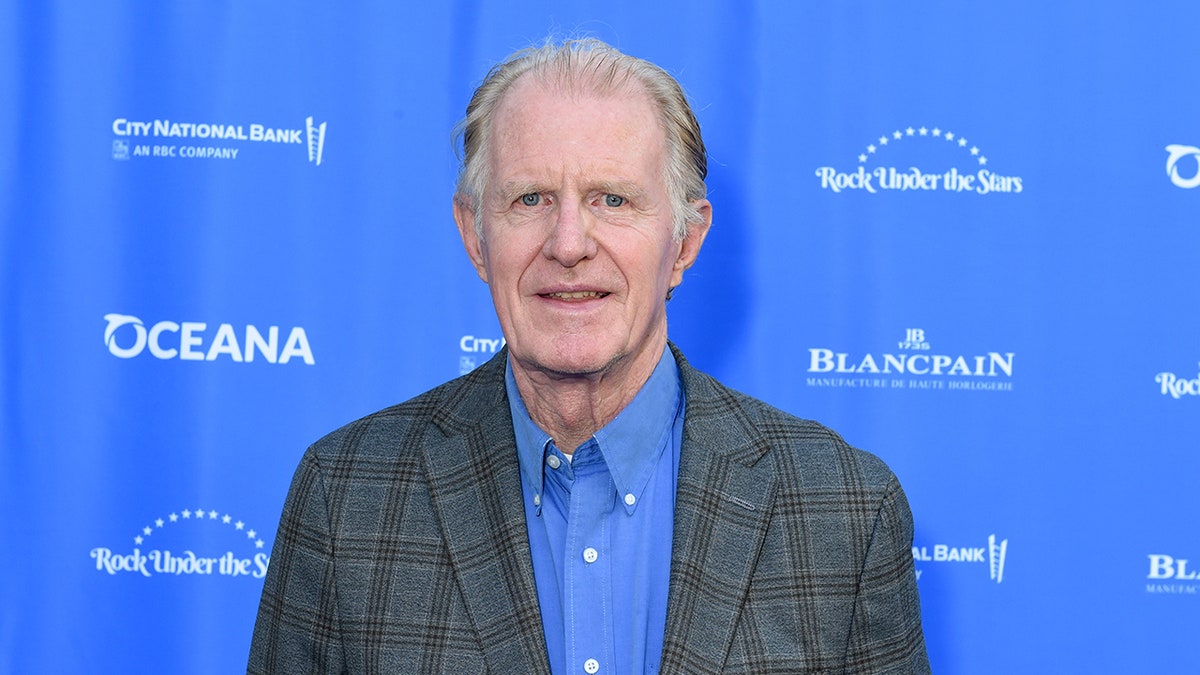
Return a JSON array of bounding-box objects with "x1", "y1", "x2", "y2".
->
[
  {"x1": 1165, "y1": 144, "x2": 1200, "y2": 189},
  {"x1": 104, "y1": 313, "x2": 147, "y2": 358}
]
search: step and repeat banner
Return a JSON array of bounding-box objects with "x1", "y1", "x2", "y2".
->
[{"x1": 2, "y1": 2, "x2": 1197, "y2": 673}]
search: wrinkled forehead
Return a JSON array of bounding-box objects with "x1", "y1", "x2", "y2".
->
[
  {"x1": 497, "y1": 65, "x2": 653, "y2": 120},
  {"x1": 488, "y1": 73, "x2": 665, "y2": 166}
]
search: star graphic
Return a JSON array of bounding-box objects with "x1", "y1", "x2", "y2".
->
[
  {"x1": 235, "y1": 521, "x2": 245, "y2": 530},
  {"x1": 222, "y1": 515, "x2": 232, "y2": 524},
  {"x1": 892, "y1": 130, "x2": 902, "y2": 139},
  {"x1": 919, "y1": 127, "x2": 928, "y2": 136},
  {"x1": 155, "y1": 519, "x2": 164, "y2": 528},
  {"x1": 958, "y1": 138, "x2": 967, "y2": 147},
  {"x1": 209, "y1": 510, "x2": 218, "y2": 520},
  {"x1": 247, "y1": 529, "x2": 257, "y2": 539},
  {"x1": 979, "y1": 156, "x2": 988, "y2": 165},
  {"x1": 971, "y1": 146, "x2": 980, "y2": 155},
  {"x1": 879, "y1": 136, "x2": 889, "y2": 145},
  {"x1": 169, "y1": 513, "x2": 178, "y2": 522},
  {"x1": 867, "y1": 144, "x2": 877, "y2": 154},
  {"x1": 256, "y1": 540, "x2": 265, "y2": 549},
  {"x1": 945, "y1": 132, "x2": 955, "y2": 141},
  {"x1": 135, "y1": 536, "x2": 143, "y2": 545},
  {"x1": 143, "y1": 526, "x2": 152, "y2": 535},
  {"x1": 906, "y1": 127, "x2": 915, "y2": 136},
  {"x1": 182, "y1": 510, "x2": 191, "y2": 519},
  {"x1": 858, "y1": 154, "x2": 867, "y2": 163},
  {"x1": 932, "y1": 128, "x2": 942, "y2": 137},
  {"x1": 195, "y1": 506, "x2": 204, "y2": 516}
]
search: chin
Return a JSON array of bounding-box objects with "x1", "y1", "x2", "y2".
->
[{"x1": 518, "y1": 339, "x2": 625, "y2": 378}]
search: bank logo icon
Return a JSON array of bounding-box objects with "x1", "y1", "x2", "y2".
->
[
  {"x1": 112, "y1": 139, "x2": 130, "y2": 160},
  {"x1": 989, "y1": 534, "x2": 1008, "y2": 584},
  {"x1": 307, "y1": 116, "x2": 327, "y2": 166},
  {"x1": 1165, "y1": 144, "x2": 1200, "y2": 189}
]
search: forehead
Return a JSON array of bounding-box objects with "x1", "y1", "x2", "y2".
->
[{"x1": 487, "y1": 75, "x2": 667, "y2": 185}]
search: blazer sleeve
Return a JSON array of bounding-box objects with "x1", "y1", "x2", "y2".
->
[
  {"x1": 844, "y1": 474, "x2": 931, "y2": 673},
  {"x1": 248, "y1": 448, "x2": 346, "y2": 674}
]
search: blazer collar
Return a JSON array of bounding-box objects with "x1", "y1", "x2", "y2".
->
[
  {"x1": 421, "y1": 344, "x2": 775, "y2": 673},
  {"x1": 422, "y1": 348, "x2": 552, "y2": 674},
  {"x1": 661, "y1": 343, "x2": 778, "y2": 672}
]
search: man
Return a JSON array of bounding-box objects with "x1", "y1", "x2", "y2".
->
[{"x1": 250, "y1": 38, "x2": 929, "y2": 674}]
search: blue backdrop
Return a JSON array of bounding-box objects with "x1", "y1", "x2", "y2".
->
[{"x1": 3, "y1": 2, "x2": 1198, "y2": 673}]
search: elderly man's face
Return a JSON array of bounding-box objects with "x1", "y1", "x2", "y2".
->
[{"x1": 456, "y1": 77, "x2": 709, "y2": 381}]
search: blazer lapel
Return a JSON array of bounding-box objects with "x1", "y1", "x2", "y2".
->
[
  {"x1": 420, "y1": 351, "x2": 552, "y2": 674},
  {"x1": 661, "y1": 348, "x2": 778, "y2": 672}
]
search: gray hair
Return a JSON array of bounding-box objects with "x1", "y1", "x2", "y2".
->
[{"x1": 453, "y1": 38, "x2": 708, "y2": 241}]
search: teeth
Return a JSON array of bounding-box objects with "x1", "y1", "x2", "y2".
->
[{"x1": 548, "y1": 291, "x2": 604, "y2": 300}]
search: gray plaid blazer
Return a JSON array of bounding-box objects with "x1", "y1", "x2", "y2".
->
[{"x1": 249, "y1": 346, "x2": 930, "y2": 673}]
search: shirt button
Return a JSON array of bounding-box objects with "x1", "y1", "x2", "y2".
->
[
  {"x1": 533, "y1": 494, "x2": 541, "y2": 506},
  {"x1": 546, "y1": 455, "x2": 561, "y2": 469},
  {"x1": 584, "y1": 658, "x2": 600, "y2": 673},
  {"x1": 624, "y1": 493, "x2": 636, "y2": 506},
  {"x1": 583, "y1": 547, "x2": 598, "y2": 563}
]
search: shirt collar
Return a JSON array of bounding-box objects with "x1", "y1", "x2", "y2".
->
[{"x1": 506, "y1": 346, "x2": 683, "y2": 516}]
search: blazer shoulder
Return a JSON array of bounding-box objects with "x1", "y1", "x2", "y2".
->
[
  {"x1": 307, "y1": 351, "x2": 508, "y2": 464},
  {"x1": 680, "y1": 359, "x2": 899, "y2": 489}
]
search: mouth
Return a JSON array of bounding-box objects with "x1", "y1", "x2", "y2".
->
[{"x1": 540, "y1": 290, "x2": 610, "y2": 301}]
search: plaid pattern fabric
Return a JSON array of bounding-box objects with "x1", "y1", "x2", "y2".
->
[{"x1": 249, "y1": 346, "x2": 930, "y2": 674}]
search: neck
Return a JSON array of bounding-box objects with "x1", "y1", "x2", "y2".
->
[{"x1": 510, "y1": 338, "x2": 667, "y2": 454}]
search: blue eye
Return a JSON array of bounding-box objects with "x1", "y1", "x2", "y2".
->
[
  {"x1": 520, "y1": 193, "x2": 541, "y2": 206},
  {"x1": 604, "y1": 194, "x2": 625, "y2": 207}
]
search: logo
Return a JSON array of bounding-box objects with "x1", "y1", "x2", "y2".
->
[
  {"x1": 458, "y1": 334, "x2": 506, "y2": 374},
  {"x1": 1165, "y1": 144, "x2": 1200, "y2": 189},
  {"x1": 306, "y1": 116, "x2": 326, "y2": 166},
  {"x1": 816, "y1": 125, "x2": 1023, "y2": 195},
  {"x1": 103, "y1": 313, "x2": 315, "y2": 365},
  {"x1": 110, "y1": 116, "x2": 328, "y2": 164},
  {"x1": 806, "y1": 328, "x2": 1015, "y2": 392},
  {"x1": 1154, "y1": 361, "x2": 1199, "y2": 399},
  {"x1": 913, "y1": 534, "x2": 1008, "y2": 584},
  {"x1": 89, "y1": 505, "x2": 270, "y2": 579},
  {"x1": 1146, "y1": 554, "x2": 1199, "y2": 595}
]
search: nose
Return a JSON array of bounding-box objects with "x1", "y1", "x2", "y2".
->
[{"x1": 541, "y1": 200, "x2": 597, "y2": 267}]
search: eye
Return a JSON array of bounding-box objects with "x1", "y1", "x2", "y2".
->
[
  {"x1": 519, "y1": 193, "x2": 541, "y2": 207},
  {"x1": 603, "y1": 194, "x2": 625, "y2": 208}
]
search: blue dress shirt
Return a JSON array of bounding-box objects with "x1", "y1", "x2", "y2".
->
[{"x1": 506, "y1": 347, "x2": 685, "y2": 675}]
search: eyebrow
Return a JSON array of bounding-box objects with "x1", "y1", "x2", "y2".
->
[
  {"x1": 593, "y1": 180, "x2": 648, "y2": 201},
  {"x1": 496, "y1": 180, "x2": 543, "y2": 203},
  {"x1": 493, "y1": 178, "x2": 651, "y2": 204}
]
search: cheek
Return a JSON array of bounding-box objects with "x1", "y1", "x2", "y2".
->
[{"x1": 482, "y1": 240, "x2": 536, "y2": 294}]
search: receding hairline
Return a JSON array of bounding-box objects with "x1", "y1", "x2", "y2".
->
[
  {"x1": 481, "y1": 72, "x2": 669, "y2": 189},
  {"x1": 454, "y1": 38, "x2": 708, "y2": 239}
]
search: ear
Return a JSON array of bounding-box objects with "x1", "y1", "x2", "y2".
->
[
  {"x1": 669, "y1": 198, "x2": 712, "y2": 288},
  {"x1": 453, "y1": 197, "x2": 489, "y2": 283}
]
